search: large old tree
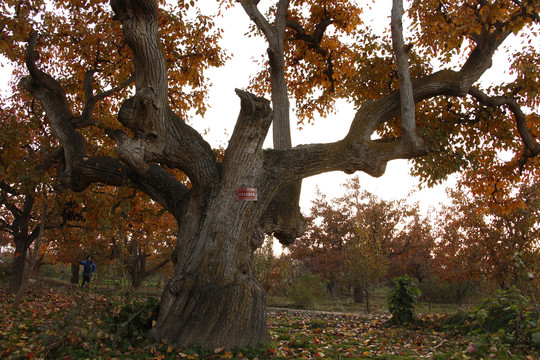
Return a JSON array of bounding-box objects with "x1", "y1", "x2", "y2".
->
[{"x1": 2, "y1": 0, "x2": 539, "y2": 350}]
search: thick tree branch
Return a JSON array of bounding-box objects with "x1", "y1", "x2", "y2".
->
[
  {"x1": 71, "y1": 71, "x2": 134, "y2": 129},
  {"x1": 468, "y1": 87, "x2": 540, "y2": 160},
  {"x1": 237, "y1": 0, "x2": 276, "y2": 48},
  {"x1": 263, "y1": 56, "x2": 540, "y2": 187},
  {"x1": 157, "y1": 110, "x2": 219, "y2": 190},
  {"x1": 21, "y1": 33, "x2": 87, "y2": 184},
  {"x1": 20, "y1": 31, "x2": 196, "y2": 220},
  {"x1": 111, "y1": 0, "x2": 219, "y2": 189},
  {"x1": 222, "y1": 90, "x2": 272, "y2": 187},
  {"x1": 275, "y1": 0, "x2": 289, "y2": 36},
  {"x1": 239, "y1": 0, "x2": 291, "y2": 149},
  {"x1": 73, "y1": 156, "x2": 190, "y2": 219},
  {"x1": 460, "y1": 24, "x2": 512, "y2": 80},
  {"x1": 391, "y1": 0, "x2": 426, "y2": 155}
]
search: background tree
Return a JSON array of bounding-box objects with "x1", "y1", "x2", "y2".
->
[
  {"x1": 108, "y1": 189, "x2": 176, "y2": 288},
  {"x1": 43, "y1": 188, "x2": 124, "y2": 284},
  {"x1": 291, "y1": 178, "x2": 421, "y2": 309},
  {"x1": 1, "y1": 0, "x2": 539, "y2": 349},
  {"x1": 46, "y1": 186, "x2": 177, "y2": 288},
  {"x1": 387, "y1": 211, "x2": 436, "y2": 283},
  {"x1": 289, "y1": 189, "x2": 352, "y2": 297},
  {"x1": 342, "y1": 224, "x2": 389, "y2": 311},
  {"x1": 252, "y1": 236, "x2": 277, "y2": 293},
  {"x1": 0, "y1": 184, "x2": 53, "y2": 294},
  {"x1": 252, "y1": 236, "x2": 294, "y2": 294},
  {"x1": 434, "y1": 183, "x2": 540, "y2": 292},
  {"x1": 340, "y1": 179, "x2": 416, "y2": 308},
  {"x1": 0, "y1": 98, "x2": 53, "y2": 293}
]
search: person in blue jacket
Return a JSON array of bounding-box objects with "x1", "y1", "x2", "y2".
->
[{"x1": 79, "y1": 255, "x2": 96, "y2": 287}]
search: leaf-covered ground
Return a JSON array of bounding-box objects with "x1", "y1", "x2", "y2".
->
[
  {"x1": 267, "y1": 309, "x2": 461, "y2": 359},
  {"x1": 0, "y1": 283, "x2": 538, "y2": 359}
]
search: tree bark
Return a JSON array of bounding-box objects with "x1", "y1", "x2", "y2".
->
[
  {"x1": 70, "y1": 262, "x2": 80, "y2": 284},
  {"x1": 353, "y1": 286, "x2": 364, "y2": 304},
  {"x1": 151, "y1": 241, "x2": 269, "y2": 348},
  {"x1": 9, "y1": 240, "x2": 26, "y2": 294},
  {"x1": 14, "y1": 202, "x2": 46, "y2": 310},
  {"x1": 149, "y1": 210, "x2": 271, "y2": 348}
]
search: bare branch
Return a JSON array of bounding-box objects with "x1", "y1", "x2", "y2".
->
[
  {"x1": 71, "y1": 71, "x2": 135, "y2": 129},
  {"x1": 146, "y1": 257, "x2": 171, "y2": 277},
  {"x1": 275, "y1": 0, "x2": 290, "y2": 36},
  {"x1": 237, "y1": 0, "x2": 276, "y2": 47},
  {"x1": 468, "y1": 87, "x2": 540, "y2": 160},
  {"x1": 391, "y1": 0, "x2": 425, "y2": 155},
  {"x1": 286, "y1": 17, "x2": 332, "y2": 56}
]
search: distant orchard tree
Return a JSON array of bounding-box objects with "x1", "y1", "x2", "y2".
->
[{"x1": 434, "y1": 183, "x2": 540, "y2": 291}]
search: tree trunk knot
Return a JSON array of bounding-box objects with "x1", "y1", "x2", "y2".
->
[
  {"x1": 169, "y1": 274, "x2": 194, "y2": 295},
  {"x1": 118, "y1": 86, "x2": 158, "y2": 136}
]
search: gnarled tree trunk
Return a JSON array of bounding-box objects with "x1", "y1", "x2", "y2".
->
[
  {"x1": 147, "y1": 88, "x2": 275, "y2": 348},
  {"x1": 151, "y1": 210, "x2": 270, "y2": 348}
]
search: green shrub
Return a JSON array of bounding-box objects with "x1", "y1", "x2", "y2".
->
[
  {"x1": 109, "y1": 296, "x2": 160, "y2": 344},
  {"x1": 387, "y1": 276, "x2": 421, "y2": 325},
  {"x1": 443, "y1": 286, "x2": 540, "y2": 351},
  {"x1": 287, "y1": 271, "x2": 325, "y2": 309}
]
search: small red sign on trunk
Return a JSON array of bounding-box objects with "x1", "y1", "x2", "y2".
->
[{"x1": 236, "y1": 188, "x2": 258, "y2": 201}]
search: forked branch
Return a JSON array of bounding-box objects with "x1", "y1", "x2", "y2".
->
[
  {"x1": 21, "y1": 31, "x2": 189, "y2": 218},
  {"x1": 468, "y1": 87, "x2": 540, "y2": 161}
]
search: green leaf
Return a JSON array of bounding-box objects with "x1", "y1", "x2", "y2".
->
[{"x1": 532, "y1": 332, "x2": 540, "y2": 348}]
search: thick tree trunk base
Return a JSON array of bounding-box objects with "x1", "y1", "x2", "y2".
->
[
  {"x1": 9, "y1": 252, "x2": 26, "y2": 295},
  {"x1": 353, "y1": 286, "x2": 364, "y2": 303},
  {"x1": 149, "y1": 276, "x2": 270, "y2": 350},
  {"x1": 70, "y1": 263, "x2": 80, "y2": 284}
]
